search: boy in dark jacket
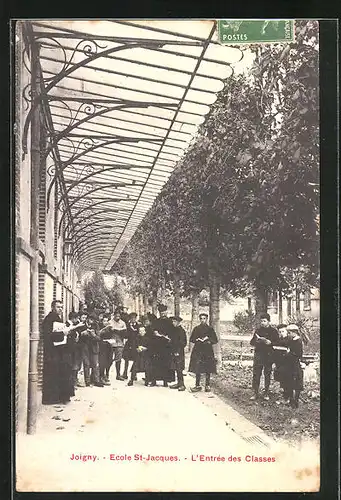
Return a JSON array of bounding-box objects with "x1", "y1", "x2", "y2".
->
[
  {"x1": 122, "y1": 312, "x2": 140, "y2": 379},
  {"x1": 250, "y1": 313, "x2": 279, "y2": 400},
  {"x1": 169, "y1": 316, "x2": 187, "y2": 391},
  {"x1": 84, "y1": 315, "x2": 104, "y2": 387},
  {"x1": 127, "y1": 325, "x2": 150, "y2": 386},
  {"x1": 285, "y1": 324, "x2": 304, "y2": 408},
  {"x1": 189, "y1": 313, "x2": 218, "y2": 393}
]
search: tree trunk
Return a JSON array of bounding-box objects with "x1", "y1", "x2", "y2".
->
[
  {"x1": 151, "y1": 290, "x2": 158, "y2": 316},
  {"x1": 255, "y1": 279, "x2": 268, "y2": 317},
  {"x1": 134, "y1": 294, "x2": 139, "y2": 314},
  {"x1": 159, "y1": 276, "x2": 166, "y2": 304},
  {"x1": 138, "y1": 294, "x2": 143, "y2": 318},
  {"x1": 143, "y1": 293, "x2": 148, "y2": 315},
  {"x1": 278, "y1": 288, "x2": 283, "y2": 324},
  {"x1": 247, "y1": 297, "x2": 252, "y2": 312},
  {"x1": 295, "y1": 288, "x2": 301, "y2": 313},
  {"x1": 173, "y1": 275, "x2": 181, "y2": 317},
  {"x1": 287, "y1": 296, "x2": 292, "y2": 319},
  {"x1": 189, "y1": 291, "x2": 199, "y2": 352},
  {"x1": 209, "y1": 269, "x2": 221, "y2": 365}
]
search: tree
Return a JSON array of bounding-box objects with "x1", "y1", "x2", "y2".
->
[
  {"x1": 83, "y1": 270, "x2": 108, "y2": 311},
  {"x1": 113, "y1": 20, "x2": 319, "y2": 328}
]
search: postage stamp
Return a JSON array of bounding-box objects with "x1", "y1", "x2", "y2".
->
[{"x1": 218, "y1": 20, "x2": 295, "y2": 44}]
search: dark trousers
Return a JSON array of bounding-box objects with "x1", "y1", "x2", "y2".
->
[
  {"x1": 174, "y1": 356, "x2": 184, "y2": 385},
  {"x1": 99, "y1": 342, "x2": 114, "y2": 378},
  {"x1": 196, "y1": 373, "x2": 210, "y2": 386},
  {"x1": 77, "y1": 344, "x2": 100, "y2": 384},
  {"x1": 252, "y1": 352, "x2": 273, "y2": 393},
  {"x1": 89, "y1": 352, "x2": 100, "y2": 383},
  {"x1": 77, "y1": 343, "x2": 90, "y2": 384}
]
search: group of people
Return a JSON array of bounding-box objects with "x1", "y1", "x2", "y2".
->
[
  {"x1": 42, "y1": 301, "x2": 304, "y2": 410},
  {"x1": 42, "y1": 301, "x2": 218, "y2": 406},
  {"x1": 250, "y1": 313, "x2": 304, "y2": 408}
]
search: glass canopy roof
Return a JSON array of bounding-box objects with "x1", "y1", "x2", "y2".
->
[{"x1": 23, "y1": 20, "x2": 247, "y2": 274}]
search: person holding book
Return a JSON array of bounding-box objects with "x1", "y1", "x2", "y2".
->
[
  {"x1": 42, "y1": 300, "x2": 77, "y2": 405},
  {"x1": 127, "y1": 325, "x2": 151, "y2": 386},
  {"x1": 168, "y1": 316, "x2": 187, "y2": 391},
  {"x1": 273, "y1": 324, "x2": 291, "y2": 402},
  {"x1": 188, "y1": 313, "x2": 218, "y2": 393},
  {"x1": 122, "y1": 312, "x2": 140, "y2": 380},
  {"x1": 65, "y1": 311, "x2": 81, "y2": 388},
  {"x1": 285, "y1": 324, "x2": 304, "y2": 408},
  {"x1": 84, "y1": 314, "x2": 104, "y2": 387},
  {"x1": 98, "y1": 314, "x2": 112, "y2": 384},
  {"x1": 250, "y1": 313, "x2": 279, "y2": 401},
  {"x1": 98, "y1": 309, "x2": 127, "y2": 381}
]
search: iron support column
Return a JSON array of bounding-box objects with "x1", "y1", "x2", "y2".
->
[{"x1": 27, "y1": 38, "x2": 41, "y2": 435}]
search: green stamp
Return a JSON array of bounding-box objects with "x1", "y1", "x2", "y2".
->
[{"x1": 218, "y1": 20, "x2": 295, "y2": 44}]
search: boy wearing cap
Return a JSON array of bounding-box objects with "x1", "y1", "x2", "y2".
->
[
  {"x1": 250, "y1": 313, "x2": 279, "y2": 401},
  {"x1": 273, "y1": 324, "x2": 291, "y2": 402},
  {"x1": 127, "y1": 325, "x2": 150, "y2": 386},
  {"x1": 65, "y1": 311, "x2": 82, "y2": 388},
  {"x1": 84, "y1": 314, "x2": 104, "y2": 387},
  {"x1": 189, "y1": 313, "x2": 218, "y2": 392},
  {"x1": 98, "y1": 314, "x2": 112, "y2": 385},
  {"x1": 169, "y1": 316, "x2": 187, "y2": 391},
  {"x1": 122, "y1": 312, "x2": 140, "y2": 380},
  {"x1": 285, "y1": 324, "x2": 304, "y2": 408}
]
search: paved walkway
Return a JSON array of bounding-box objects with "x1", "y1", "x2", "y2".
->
[{"x1": 16, "y1": 374, "x2": 319, "y2": 492}]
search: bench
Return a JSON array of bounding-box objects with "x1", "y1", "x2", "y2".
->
[
  {"x1": 222, "y1": 336, "x2": 319, "y2": 364},
  {"x1": 222, "y1": 335, "x2": 252, "y2": 362}
]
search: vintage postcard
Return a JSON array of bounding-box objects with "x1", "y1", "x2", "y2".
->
[{"x1": 14, "y1": 19, "x2": 321, "y2": 492}]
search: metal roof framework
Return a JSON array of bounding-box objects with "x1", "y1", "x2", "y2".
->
[{"x1": 22, "y1": 20, "x2": 245, "y2": 274}]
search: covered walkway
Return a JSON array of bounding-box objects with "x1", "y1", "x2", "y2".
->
[{"x1": 16, "y1": 20, "x2": 250, "y2": 434}]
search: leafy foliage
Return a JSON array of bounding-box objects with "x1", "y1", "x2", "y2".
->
[
  {"x1": 113, "y1": 20, "x2": 319, "y2": 310},
  {"x1": 233, "y1": 310, "x2": 258, "y2": 335}
]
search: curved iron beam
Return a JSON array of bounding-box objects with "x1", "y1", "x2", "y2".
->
[
  {"x1": 70, "y1": 221, "x2": 126, "y2": 242},
  {"x1": 44, "y1": 42, "x2": 170, "y2": 94},
  {"x1": 74, "y1": 229, "x2": 124, "y2": 249},
  {"x1": 61, "y1": 165, "x2": 136, "y2": 200},
  {"x1": 77, "y1": 247, "x2": 114, "y2": 261},
  {"x1": 46, "y1": 101, "x2": 177, "y2": 155},
  {"x1": 62, "y1": 198, "x2": 131, "y2": 237},
  {"x1": 76, "y1": 249, "x2": 116, "y2": 267},
  {"x1": 63, "y1": 209, "x2": 128, "y2": 239},
  {"x1": 47, "y1": 162, "x2": 136, "y2": 209},
  {"x1": 58, "y1": 195, "x2": 133, "y2": 236},
  {"x1": 58, "y1": 181, "x2": 134, "y2": 212},
  {"x1": 61, "y1": 136, "x2": 162, "y2": 169},
  {"x1": 75, "y1": 242, "x2": 117, "y2": 256},
  {"x1": 73, "y1": 242, "x2": 118, "y2": 260},
  {"x1": 73, "y1": 237, "x2": 121, "y2": 260}
]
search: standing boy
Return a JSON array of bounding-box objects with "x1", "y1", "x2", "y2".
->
[
  {"x1": 250, "y1": 313, "x2": 279, "y2": 400},
  {"x1": 169, "y1": 316, "x2": 187, "y2": 391},
  {"x1": 99, "y1": 309, "x2": 128, "y2": 381},
  {"x1": 188, "y1": 313, "x2": 218, "y2": 393},
  {"x1": 285, "y1": 324, "x2": 304, "y2": 408}
]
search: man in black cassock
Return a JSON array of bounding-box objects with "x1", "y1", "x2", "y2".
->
[
  {"x1": 169, "y1": 316, "x2": 187, "y2": 391},
  {"x1": 189, "y1": 313, "x2": 218, "y2": 392},
  {"x1": 149, "y1": 304, "x2": 175, "y2": 387},
  {"x1": 42, "y1": 300, "x2": 75, "y2": 405}
]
